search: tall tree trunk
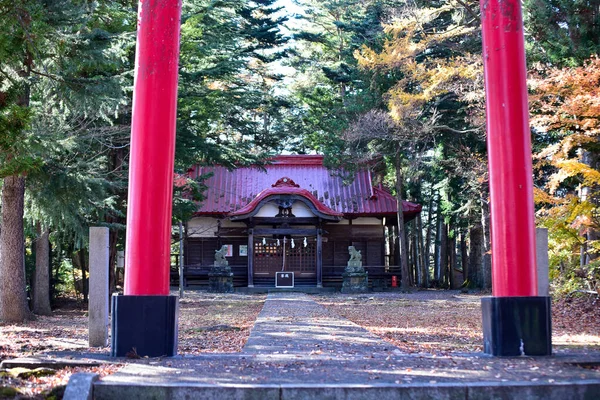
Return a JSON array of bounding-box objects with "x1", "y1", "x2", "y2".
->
[
  {"x1": 395, "y1": 159, "x2": 410, "y2": 289},
  {"x1": 481, "y1": 192, "x2": 491, "y2": 252},
  {"x1": 580, "y1": 150, "x2": 599, "y2": 263},
  {"x1": 468, "y1": 221, "x2": 484, "y2": 287},
  {"x1": 581, "y1": 238, "x2": 587, "y2": 268},
  {"x1": 439, "y1": 219, "x2": 448, "y2": 285},
  {"x1": 73, "y1": 249, "x2": 89, "y2": 302},
  {"x1": 49, "y1": 240, "x2": 56, "y2": 302},
  {"x1": 460, "y1": 229, "x2": 469, "y2": 283},
  {"x1": 0, "y1": 47, "x2": 32, "y2": 322},
  {"x1": 417, "y1": 213, "x2": 428, "y2": 287},
  {"x1": 424, "y1": 194, "x2": 435, "y2": 284},
  {"x1": 433, "y1": 195, "x2": 442, "y2": 282},
  {"x1": 448, "y1": 231, "x2": 457, "y2": 289},
  {"x1": 33, "y1": 224, "x2": 52, "y2": 315},
  {"x1": 0, "y1": 176, "x2": 31, "y2": 322},
  {"x1": 107, "y1": 146, "x2": 125, "y2": 294},
  {"x1": 81, "y1": 251, "x2": 88, "y2": 302}
]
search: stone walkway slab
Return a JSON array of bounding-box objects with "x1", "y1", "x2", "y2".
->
[{"x1": 243, "y1": 292, "x2": 393, "y2": 358}]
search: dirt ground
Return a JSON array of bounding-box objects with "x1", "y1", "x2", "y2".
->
[
  {"x1": 314, "y1": 290, "x2": 600, "y2": 355},
  {"x1": 0, "y1": 292, "x2": 266, "y2": 398},
  {"x1": 1, "y1": 290, "x2": 599, "y2": 398},
  {"x1": 177, "y1": 292, "x2": 266, "y2": 354}
]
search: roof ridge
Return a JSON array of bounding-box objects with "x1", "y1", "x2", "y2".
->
[{"x1": 272, "y1": 155, "x2": 324, "y2": 165}]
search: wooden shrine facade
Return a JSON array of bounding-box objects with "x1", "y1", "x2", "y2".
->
[{"x1": 181, "y1": 155, "x2": 422, "y2": 288}]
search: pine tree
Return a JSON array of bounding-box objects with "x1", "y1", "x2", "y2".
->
[
  {"x1": 524, "y1": 0, "x2": 600, "y2": 66},
  {"x1": 176, "y1": 0, "x2": 290, "y2": 169},
  {"x1": 0, "y1": 0, "x2": 131, "y2": 321}
]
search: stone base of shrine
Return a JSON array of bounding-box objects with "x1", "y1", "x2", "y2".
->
[{"x1": 341, "y1": 272, "x2": 369, "y2": 293}]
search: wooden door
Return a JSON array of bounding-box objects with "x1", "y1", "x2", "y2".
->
[{"x1": 254, "y1": 237, "x2": 316, "y2": 277}]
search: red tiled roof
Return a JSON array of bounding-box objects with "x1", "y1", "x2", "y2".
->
[{"x1": 189, "y1": 155, "x2": 422, "y2": 219}]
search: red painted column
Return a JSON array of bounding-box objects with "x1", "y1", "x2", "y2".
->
[
  {"x1": 481, "y1": 0, "x2": 538, "y2": 296},
  {"x1": 124, "y1": 0, "x2": 182, "y2": 296}
]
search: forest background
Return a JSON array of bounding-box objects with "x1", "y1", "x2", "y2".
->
[{"x1": 0, "y1": 0, "x2": 599, "y2": 322}]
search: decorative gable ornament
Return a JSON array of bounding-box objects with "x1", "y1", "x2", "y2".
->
[{"x1": 272, "y1": 177, "x2": 300, "y2": 188}]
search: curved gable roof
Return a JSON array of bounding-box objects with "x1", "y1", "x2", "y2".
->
[{"x1": 229, "y1": 177, "x2": 343, "y2": 220}]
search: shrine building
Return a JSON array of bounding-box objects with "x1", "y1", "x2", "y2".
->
[{"x1": 182, "y1": 155, "x2": 421, "y2": 289}]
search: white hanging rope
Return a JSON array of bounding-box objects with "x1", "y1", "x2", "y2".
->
[{"x1": 281, "y1": 237, "x2": 286, "y2": 271}]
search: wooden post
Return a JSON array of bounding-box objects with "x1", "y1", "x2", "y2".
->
[
  {"x1": 248, "y1": 229, "x2": 254, "y2": 287},
  {"x1": 178, "y1": 222, "x2": 184, "y2": 299},
  {"x1": 317, "y1": 228, "x2": 323, "y2": 288}
]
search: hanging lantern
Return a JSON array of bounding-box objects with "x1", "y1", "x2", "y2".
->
[
  {"x1": 291, "y1": 238, "x2": 295, "y2": 248},
  {"x1": 303, "y1": 237, "x2": 307, "y2": 247},
  {"x1": 277, "y1": 239, "x2": 280, "y2": 246},
  {"x1": 262, "y1": 237, "x2": 266, "y2": 245}
]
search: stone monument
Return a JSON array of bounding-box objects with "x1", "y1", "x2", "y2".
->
[
  {"x1": 341, "y1": 246, "x2": 368, "y2": 293},
  {"x1": 89, "y1": 227, "x2": 109, "y2": 347},
  {"x1": 536, "y1": 228, "x2": 550, "y2": 296},
  {"x1": 209, "y1": 245, "x2": 234, "y2": 293}
]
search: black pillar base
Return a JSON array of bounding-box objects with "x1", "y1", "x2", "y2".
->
[
  {"x1": 111, "y1": 295, "x2": 178, "y2": 358},
  {"x1": 481, "y1": 296, "x2": 552, "y2": 356}
]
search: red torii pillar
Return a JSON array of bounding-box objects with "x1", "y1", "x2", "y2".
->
[
  {"x1": 479, "y1": 0, "x2": 551, "y2": 356},
  {"x1": 111, "y1": 0, "x2": 182, "y2": 357}
]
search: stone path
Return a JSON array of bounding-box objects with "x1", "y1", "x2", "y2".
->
[{"x1": 243, "y1": 292, "x2": 394, "y2": 358}]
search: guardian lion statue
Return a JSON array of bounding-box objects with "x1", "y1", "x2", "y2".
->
[
  {"x1": 215, "y1": 245, "x2": 229, "y2": 263},
  {"x1": 348, "y1": 246, "x2": 362, "y2": 262}
]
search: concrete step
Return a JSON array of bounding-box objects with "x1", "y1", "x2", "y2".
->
[
  {"x1": 235, "y1": 286, "x2": 337, "y2": 293},
  {"x1": 90, "y1": 380, "x2": 600, "y2": 400}
]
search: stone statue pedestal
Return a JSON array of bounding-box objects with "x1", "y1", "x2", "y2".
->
[
  {"x1": 341, "y1": 260, "x2": 368, "y2": 293},
  {"x1": 209, "y1": 261, "x2": 234, "y2": 293}
]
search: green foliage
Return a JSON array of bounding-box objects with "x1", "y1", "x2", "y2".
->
[
  {"x1": 176, "y1": 0, "x2": 291, "y2": 169},
  {"x1": 0, "y1": 1, "x2": 134, "y2": 306},
  {"x1": 172, "y1": 172, "x2": 209, "y2": 223},
  {"x1": 524, "y1": 0, "x2": 600, "y2": 66},
  {"x1": 288, "y1": 0, "x2": 391, "y2": 156},
  {"x1": 53, "y1": 257, "x2": 77, "y2": 297}
]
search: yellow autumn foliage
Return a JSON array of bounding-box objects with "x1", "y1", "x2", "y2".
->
[
  {"x1": 354, "y1": 5, "x2": 483, "y2": 126},
  {"x1": 532, "y1": 57, "x2": 600, "y2": 289},
  {"x1": 547, "y1": 160, "x2": 600, "y2": 194}
]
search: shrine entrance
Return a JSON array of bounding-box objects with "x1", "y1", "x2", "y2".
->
[{"x1": 253, "y1": 237, "x2": 317, "y2": 279}]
